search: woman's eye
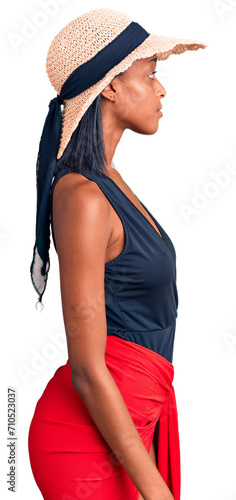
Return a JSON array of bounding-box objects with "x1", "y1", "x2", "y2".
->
[{"x1": 148, "y1": 71, "x2": 157, "y2": 80}]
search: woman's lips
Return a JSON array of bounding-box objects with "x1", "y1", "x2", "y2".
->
[{"x1": 157, "y1": 109, "x2": 163, "y2": 117}]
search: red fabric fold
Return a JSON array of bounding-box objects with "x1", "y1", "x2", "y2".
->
[{"x1": 156, "y1": 385, "x2": 181, "y2": 500}]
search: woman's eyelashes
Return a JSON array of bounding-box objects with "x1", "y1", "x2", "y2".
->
[{"x1": 148, "y1": 70, "x2": 157, "y2": 80}]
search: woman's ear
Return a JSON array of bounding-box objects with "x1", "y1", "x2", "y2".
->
[{"x1": 101, "y1": 82, "x2": 116, "y2": 102}]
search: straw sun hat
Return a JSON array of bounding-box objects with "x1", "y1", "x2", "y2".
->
[
  {"x1": 46, "y1": 8, "x2": 207, "y2": 160},
  {"x1": 30, "y1": 7, "x2": 207, "y2": 307}
]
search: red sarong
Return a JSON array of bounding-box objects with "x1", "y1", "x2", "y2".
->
[{"x1": 28, "y1": 336, "x2": 181, "y2": 499}]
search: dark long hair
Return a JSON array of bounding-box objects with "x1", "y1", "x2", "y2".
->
[{"x1": 54, "y1": 93, "x2": 108, "y2": 177}]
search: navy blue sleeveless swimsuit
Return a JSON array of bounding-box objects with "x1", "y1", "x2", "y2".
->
[{"x1": 50, "y1": 167, "x2": 178, "y2": 363}]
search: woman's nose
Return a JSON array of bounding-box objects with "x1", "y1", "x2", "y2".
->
[{"x1": 156, "y1": 79, "x2": 166, "y2": 98}]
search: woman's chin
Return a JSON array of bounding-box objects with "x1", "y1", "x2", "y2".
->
[{"x1": 130, "y1": 121, "x2": 160, "y2": 136}]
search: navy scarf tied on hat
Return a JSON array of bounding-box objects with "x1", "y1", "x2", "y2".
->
[{"x1": 30, "y1": 21, "x2": 149, "y2": 308}]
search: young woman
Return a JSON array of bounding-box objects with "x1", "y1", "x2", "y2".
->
[{"x1": 28, "y1": 8, "x2": 206, "y2": 500}]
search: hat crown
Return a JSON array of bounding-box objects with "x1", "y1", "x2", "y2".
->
[{"x1": 46, "y1": 8, "x2": 132, "y2": 94}]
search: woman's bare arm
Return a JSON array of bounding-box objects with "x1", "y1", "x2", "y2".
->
[{"x1": 52, "y1": 173, "x2": 174, "y2": 500}]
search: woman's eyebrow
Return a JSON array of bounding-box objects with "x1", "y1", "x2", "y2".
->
[{"x1": 149, "y1": 57, "x2": 157, "y2": 63}]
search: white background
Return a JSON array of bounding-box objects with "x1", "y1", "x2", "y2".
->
[{"x1": 1, "y1": 0, "x2": 236, "y2": 499}]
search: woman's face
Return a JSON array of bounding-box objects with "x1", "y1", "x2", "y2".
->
[{"x1": 102, "y1": 54, "x2": 166, "y2": 135}]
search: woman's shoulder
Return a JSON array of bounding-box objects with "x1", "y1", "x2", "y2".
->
[
  {"x1": 51, "y1": 170, "x2": 113, "y2": 259},
  {"x1": 52, "y1": 170, "x2": 111, "y2": 226}
]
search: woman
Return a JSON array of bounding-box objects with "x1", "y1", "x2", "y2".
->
[{"x1": 28, "y1": 8, "x2": 207, "y2": 500}]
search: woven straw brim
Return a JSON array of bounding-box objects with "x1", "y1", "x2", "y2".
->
[{"x1": 57, "y1": 33, "x2": 207, "y2": 159}]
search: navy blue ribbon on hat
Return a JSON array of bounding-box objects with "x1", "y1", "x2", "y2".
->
[{"x1": 30, "y1": 21, "x2": 150, "y2": 309}]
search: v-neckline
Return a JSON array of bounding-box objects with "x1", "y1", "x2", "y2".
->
[{"x1": 99, "y1": 171, "x2": 164, "y2": 242}]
